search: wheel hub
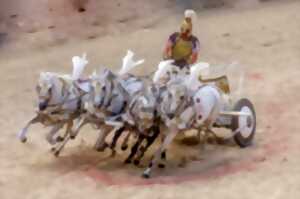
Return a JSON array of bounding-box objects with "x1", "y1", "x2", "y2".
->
[{"x1": 239, "y1": 106, "x2": 254, "y2": 138}]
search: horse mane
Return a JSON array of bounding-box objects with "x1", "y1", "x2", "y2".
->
[
  {"x1": 153, "y1": 59, "x2": 175, "y2": 83},
  {"x1": 72, "y1": 53, "x2": 88, "y2": 80},
  {"x1": 119, "y1": 50, "x2": 145, "y2": 76}
]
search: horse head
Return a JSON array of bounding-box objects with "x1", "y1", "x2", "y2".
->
[
  {"x1": 129, "y1": 88, "x2": 157, "y2": 131},
  {"x1": 90, "y1": 69, "x2": 117, "y2": 110},
  {"x1": 36, "y1": 72, "x2": 55, "y2": 111},
  {"x1": 153, "y1": 60, "x2": 190, "y2": 84},
  {"x1": 160, "y1": 80, "x2": 189, "y2": 120}
]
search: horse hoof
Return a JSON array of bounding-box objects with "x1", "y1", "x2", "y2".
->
[
  {"x1": 56, "y1": 136, "x2": 64, "y2": 142},
  {"x1": 133, "y1": 159, "x2": 140, "y2": 166},
  {"x1": 54, "y1": 151, "x2": 60, "y2": 157},
  {"x1": 158, "y1": 163, "x2": 165, "y2": 169},
  {"x1": 124, "y1": 159, "x2": 131, "y2": 164},
  {"x1": 70, "y1": 135, "x2": 76, "y2": 139},
  {"x1": 142, "y1": 173, "x2": 150, "y2": 179},
  {"x1": 20, "y1": 137, "x2": 27, "y2": 143},
  {"x1": 121, "y1": 145, "x2": 128, "y2": 151}
]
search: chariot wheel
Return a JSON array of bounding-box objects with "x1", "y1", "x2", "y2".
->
[{"x1": 231, "y1": 98, "x2": 256, "y2": 148}]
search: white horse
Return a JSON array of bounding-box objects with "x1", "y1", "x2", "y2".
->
[
  {"x1": 18, "y1": 54, "x2": 91, "y2": 155},
  {"x1": 70, "y1": 50, "x2": 146, "y2": 154},
  {"x1": 142, "y1": 62, "x2": 224, "y2": 178},
  {"x1": 120, "y1": 82, "x2": 161, "y2": 165},
  {"x1": 153, "y1": 59, "x2": 190, "y2": 85},
  {"x1": 18, "y1": 72, "x2": 73, "y2": 144}
]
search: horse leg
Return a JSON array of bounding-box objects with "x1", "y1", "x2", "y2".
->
[
  {"x1": 205, "y1": 97, "x2": 222, "y2": 145},
  {"x1": 134, "y1": 126, "x2": 160, "y2": 166},
  {"x1": 157, "y1": 133, "x2": 167, "y2": 168},
  {"x1": 94, "y1": 126, "x2": 112, "y2": 152},
  {"x1": 46, "y1": 123, "x2": 64, "y2": 145},
  {"x1": 53, "y1": 135, "x2": 71, "y2": 157},
  {"x1": 52, "y1": 120, "x2": 73, "y2": 157},
  {"x1": 121, "y1": 130, "x2": 131, "y2": 151},
  {"x1": 142, "y1": 128, "x2": 178, "y2": 178},
  {"x1": 56, "y1": 121, "x2": 73, "y2": 142},
  {"x1": 52, "y1": 134, "x2": 69, "y2": 156},
  {"x1": 18, "y1": 115, "x2": 40, "y2": 143},
  {"x1": 108, "y1": 126, "x2": 125, "y2": 157},
  {"x1": 158, "y1": 150, "x2": 167, "y2": 168},
  {"x1": 124, "y1": 134, "x2": 145, "y2": 164},
  {"x1": 70, "y1": 117, "x2": 88, "y2": 139}
]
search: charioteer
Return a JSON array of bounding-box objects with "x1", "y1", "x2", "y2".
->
[{"x1": 163, "y1": 10, "x2": 200, "y2": 69}]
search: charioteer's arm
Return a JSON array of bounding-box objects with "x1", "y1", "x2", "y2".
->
[
  {"x1": 187, "y1": 37, "x2": 200, "y2": 65},
  {"x1": 163, "y1": 33, "x2": 178, "y2": 60},
  {"x1": 187, "y1": 52, "x2": 198, "y2": 65}
]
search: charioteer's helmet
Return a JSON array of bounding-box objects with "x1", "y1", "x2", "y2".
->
[
  {"x1": 180, "y1": 9, "x2": 196, "y2": 38},
  {"x1": 180, "y1": 19, "x2": 192, "y2": 37}
]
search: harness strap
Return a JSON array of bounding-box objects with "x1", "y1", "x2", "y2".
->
[
  {"x1": 47, "y1": 81, "x2": 88, "y2": 111},
  {"x1": 103, "y1": 79, "x2": 115, "y2": 108},
  {"x1": 47, "y1": 92, "x2": 86, "y2": 108}
]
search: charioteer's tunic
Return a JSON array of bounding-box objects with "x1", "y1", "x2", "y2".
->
[{"x1": 168, "y1": 32, "x2": 200, "y2": 68}]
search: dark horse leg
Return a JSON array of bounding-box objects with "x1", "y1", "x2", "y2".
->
[
  {"x1": 108, "y1": 126, "x2": 125, "y2": 156},
  {"x1": 124, "y1": 134, "x2": 145, "y2": 164},
  {"x1": 110, "y1": 126, "x2": 125, "y2": 149},
  {"x1": 158, "y1": 150, "x2": 167, "y2": 168},
  {"x1": 133, "y1": 125, "x2": 160, "y2": 166}
]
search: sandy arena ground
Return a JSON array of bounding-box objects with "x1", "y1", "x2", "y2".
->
[{"x1": 0, "y1": 1, "x2": 300, "y2": 198}]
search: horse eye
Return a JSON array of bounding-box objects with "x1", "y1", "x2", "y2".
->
[
  {"x1": 180, "y1": 95, "x2": 184, "y2": 100},
  {"x1": 166, "y1": 71, "x2": 171, "y2": 76},
  {"x1": 102, "y1": 86, "x2": 106, "y2": 91}
]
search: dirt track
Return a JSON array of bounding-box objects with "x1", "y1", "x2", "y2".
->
[{"x1": 0, "y1": 1, "x2": 300, "y2": 199}]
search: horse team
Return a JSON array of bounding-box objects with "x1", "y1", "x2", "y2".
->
[{"x1": 18, "y1": 51, "x2": 254, "y2": 178}]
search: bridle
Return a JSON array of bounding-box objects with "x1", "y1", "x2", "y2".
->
[{"x1": 40, "y1": 79, "x2": 89, "y2": 110}]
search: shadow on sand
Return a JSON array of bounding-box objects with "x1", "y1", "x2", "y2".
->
[{"x1": 27, "y1": 136, "x2": 255, "y2": 186}]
